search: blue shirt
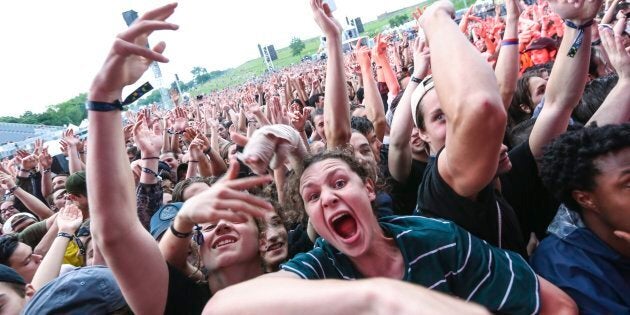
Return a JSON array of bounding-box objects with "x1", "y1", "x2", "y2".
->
[
  {"x1": 282, "y1": 216, "x2": 540, "y2": 314},
  {"x1": 531, "y1": 227, "x2": 630, "y2": 314}
]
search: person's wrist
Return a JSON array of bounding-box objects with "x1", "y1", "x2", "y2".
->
[
  {"x1": 174, "y1": 214, "x2": 195, "y2": 232},
  {"x1": 89, "y1": 86, "x2": 123, "y2": 104},
  {"x1": 58, "y1": 228, "x2": 77, "y2": 235}
]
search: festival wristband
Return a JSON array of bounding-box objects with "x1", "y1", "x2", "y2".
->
[
  {"x1": 501, "y1": 38, "x2": 518, "y2": 46},
  {"x1": 86, "y1": 82, "x2": 154, "y2": 112},
  {"x1": 564, "y1": 20, "x2": 594, "y2": 58}
]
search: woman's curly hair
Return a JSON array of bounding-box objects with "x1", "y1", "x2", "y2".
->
[{"x1": 539, "y1": 123, "x2": 630, "y2": 212}]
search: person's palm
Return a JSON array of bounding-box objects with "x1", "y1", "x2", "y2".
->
[
  {"x1": 133, "y1": 119, "x2": 163, "y2": 157},
  {"x1": 57, "y1": 204, "x2": 83, "y2": 234}
]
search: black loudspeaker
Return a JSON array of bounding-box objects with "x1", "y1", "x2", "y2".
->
[
  {"x1": 266, "y1": 45, "x2": 278, "y2": 61},
  {"x1": 354, "y1": 18, "x2": 364, "y2": 33}
]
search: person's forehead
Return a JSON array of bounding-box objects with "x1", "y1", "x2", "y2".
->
[
  {"x1": 0, "y1": 201, "x2": 13, "y2": 208},
  {"x1": 594, "y1": 147, "x2": 630, "y2": 178},
  {"x1": 301, "y1": 159, "x2": 351, "y2": 188},
  {"x1": 10, "y1": 243, "x2": 31, "y2": 260},
  {"x1": 350, "y1": 133, "x2": 369, "y2": 146}
]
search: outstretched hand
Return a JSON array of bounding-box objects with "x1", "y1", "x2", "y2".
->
[
  {"x1": 177, "y1": 158, "x2": 274, "y2": 226},
  {"x1": 57, "y1": 204, "x2": 84, "y2": 234},
  {"x1": 546, "y1": 0, "x2": 603, "y2": 25},
  {"x1": 600, "y1": 16, "x2": 630, "y2": 80},
  {"x1": 310, "y1": 0, "x2": 343, "y2": 39},
  {"x1": 89, "y1": 3, "x2": 179, "y2": 103},
  {"x1": 133, "y1": 113, "x2": 164, "y2": 158}
]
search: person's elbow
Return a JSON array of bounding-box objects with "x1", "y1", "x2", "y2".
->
[{"x1": 458, "y1": 92, "x2": 506, "y2": 130}]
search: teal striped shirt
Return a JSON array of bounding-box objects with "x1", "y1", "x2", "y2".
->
[{"x1": 281, "y1": 216, "x2": 540, "y2": 314}]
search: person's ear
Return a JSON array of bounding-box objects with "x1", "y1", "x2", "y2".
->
[
  {"x1": 519, "y1": 104, "x2": 532, "y2": 114},
  {"x1": 418, "y1": 128, "x2": 431, "y2": 144},
  {"x1": 24, "y1": 283, "x2": 35, "y2": 301},
  {"x1": 67, "y1": 194, "x2": 78, "y2": 202},
  {"x1": 572, "y1": 190, "x2": 598, "y2": 213},
  {"x1": 365, "y1": 178, "x2": 376, "y2": 202}
]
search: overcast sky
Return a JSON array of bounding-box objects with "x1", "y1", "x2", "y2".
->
[{"x1": 0, "y1": 0, "x2": 422, "y2": 117}]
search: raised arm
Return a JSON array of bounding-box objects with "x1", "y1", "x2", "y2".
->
[
  {"x1": 529, "y1": 0, "x2": 602, "y2": 160},
  {"x1": 357, "y1": 41, "x2": 387, "y2": 141},
  {"x1": 422, "y1": 2, "x2": 506, "y2": 197},
  {"x1": 30, "y1": 205, "x2": 82, "y2": 291},
  {"x1": 311, "y1": 0, "x2": 351, "y2": 149},
  {"x1": 494, "y1": 0, "x2": 521, "y2": 110},
  {"x1": 388, "y1": 38, "x2": 431, "y2": 183},
  {"x1": 61, "y1": 129, "x2": 84, "y2": 174},
  {"x1": 134, "y1": 115, "x2": 165, "y2": 229},
  {"x1": 0, "y1": 171, "x2": 54, "y2": 220},
  {"x1": 588, "y1": 17, "x2": 630, "y2": 126},
  {"x1": 87, "y1": 4, "x2": 178, "y2": 314},
  {"x1": 373, "y1": 34, "x2": 402, "y2": 98}
]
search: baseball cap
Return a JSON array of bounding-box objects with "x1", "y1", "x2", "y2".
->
[
  {"x1": 150, "y1": 202, "x2": 183, "y2": 239},
  {"x1": 2, "y1": 212, "x2": 37, "y2": 235},
  {"x1": 410, "y1": 75, "x2": 436, "y2": 128},
  {"x1": 23, "y1": 266, "x2": 127, "y2": 315},
  {"x1": 524, "y1": 37, "x2": 558, "y2": 52},
  {"x1": 65, "y1": 171, "x2": 87, "y2": 196}
]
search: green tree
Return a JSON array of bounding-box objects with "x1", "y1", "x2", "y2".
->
[{"x1": 289, "y1": 37, "x2": 306, "y2": 56}]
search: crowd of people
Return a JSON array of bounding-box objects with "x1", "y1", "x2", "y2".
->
[{"x1": 0, "y1": 0, "x2": 628, "y2": 313}]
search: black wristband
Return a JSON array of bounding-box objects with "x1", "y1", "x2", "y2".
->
[
  {"x1": 170, "y1": 223, "x2": 192, "y2": 238},
  {"x1": 411, "y1": 76, "x2": 423, "y2": 84},
  {"x1": 142, "y1": 167, "x2": 162, "y2": 181},
  {"x1": 7, "y1": 186, "x2": 18, "y2": 194},
  {"x1": 57, "y1": 232, "x2": 74, "y2": 240},
  {"x1": 85, "y1": 101, "x2": 124, "y2": 112}
]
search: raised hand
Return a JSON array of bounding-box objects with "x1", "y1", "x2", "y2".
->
[
  {"x1": 172, "y1": 106, "x2": 188, "y2": 133},
  {"x1": 56, "y1": 204, "x2": 84, "y2": 234},
  {"x1": 412, "y1": 37, "x2": 431, "y2": 79},
  {"x1": 355, "y1": 40, "x2": 372, "y2": 71},
  {"x1": 547, "y1": 0, "x2": 603, "y2": 24},
  {"x1": 310, "y1": 0, "x2": 343, "y2": 39},
  {"x1": 133, "y1": 113, "x2": 164, "y2": 158},
  {"x1": 600, "y1": 16, "x2": 630, "y2": 79},
  {"x1": 89, "y1": 3, "x2": 179, "y2": 103},
  {"x1": 39, "y1": 147, "x2": 53, "y2": 170},
  {"x1": 419, "y1": 0, "x2": 455, "y2": 28},
  {"x1": 372, "y1": 33, "x2": 389, "y2": 58},
  {"x1": 19, "y1": 153, "x2": 38, "y2": 171},
  {"x1": 0, "y1": 171, "x2": 16, "y2": 190},
  {"x1": 62, "y1": 129, "x2": 80, "y2": 147},
  {"x1": 289, "y1": 108, "x2": 308, "y2": 132},
  {"x1": 177, "y1": 159, "x2": 273, "y2": 226}
]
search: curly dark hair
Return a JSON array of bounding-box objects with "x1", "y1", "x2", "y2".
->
[
  {"x1": 286, "y1": 150, "x2": 376, "y2": 219},
  {"x1": 0, "y1": 234, "x2": 19, "y2": 266},
  {"x1": 539, "y1": 123, "x2": 630, "y2": 212}
]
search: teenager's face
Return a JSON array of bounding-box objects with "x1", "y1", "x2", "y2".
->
[
  {"x1": 418, "y1": 90, "x2": 447, "y2": 154},
  {"x1": 349, "y1": 133, "x2": 378, "y2": 176},
  {"x1": 529, "y1": 49, "x2": 552, "y2": 65},
  {"x1": 410, "y1": 128, "x2": 426, "y2": 155},
  {"x1": 527, "y1": 76, "x2": 547, "y2": 108},
  {"x1": 52, "y1": 176, "x2": 67, "y2": 191},
  {"x1": 0, "y1": 202, "x2": 19, "y2": 223},
  {"x1": 52, "y1": 189, "x2": 67, "y2": 211},
  {"x1": 300, "y1": 159, "x2": 377, "y2": 257},
  {"x1": 8, "y1": 243, "x2": 41, "y2": 283},
  {"x1": 200, "y1": 215, "x2": 260, "y2": 271},
  {"x1": 159, "y1": 153, "x2": 179, "y2": 171},
  {"x1": 587, "y1": 147, "x2": 630, "y2": 233},
  {"x1": 314, "y1": 115, "x2": 326, "y2": 141},
  {"x1": 259, "y1": 212, "x2": 288, "y2": 270}
]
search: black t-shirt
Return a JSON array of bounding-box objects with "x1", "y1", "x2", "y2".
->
[
  {"x1": 390, "y1": 159, "x2": 427, "y2": 216},
  {"x1": 499, "y1": 142, "x2": 559, "y2": 239},
  {"x1": 164, "y1": 263, "x2": 211, "y2": 315},
  {"x1": 415, "y1": 148, "x2": 527, "y2": 258}
]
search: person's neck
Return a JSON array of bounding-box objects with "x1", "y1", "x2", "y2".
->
[
  {"x1": 207, "y1": 259, "x2": 264, "y2": 295},
  {"x1": 350, "y1": 228, "x2": 403, "y2": 279},
  {"x1": 583, "y1": 212, "x2": 630, "y2": 259},
  {"x1": 411, "y1": 151, "x2": 428, "y2": 163}
]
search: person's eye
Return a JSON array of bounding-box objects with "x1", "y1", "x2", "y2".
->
[
  {"x1": 204, "y1": 224, "x2": 216, "y2": 232},
  {"x1": 306, "y1": 192, "x2": 320, "y2": 202},
  {"x1": 334, "y1": 179, "x2": 346, "y2": 189}
]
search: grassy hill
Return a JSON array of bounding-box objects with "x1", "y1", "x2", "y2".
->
[{"x1": 192, "y1": 0, "x2": 467, "y2": 95}]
